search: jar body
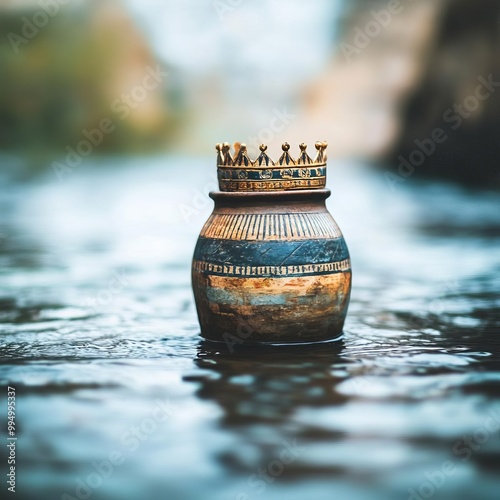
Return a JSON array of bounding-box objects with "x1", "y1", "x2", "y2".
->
[{"x1": 191, "y1": 189, "x2": 351, "y2": 344}]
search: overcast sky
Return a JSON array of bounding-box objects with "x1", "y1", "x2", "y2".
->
[{"x1": 124, "y1": 0, "x2": 342, "y2": 83}]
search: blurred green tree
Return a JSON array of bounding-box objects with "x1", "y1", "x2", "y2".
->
[{"x1": 0, "y1": 0, "x2": 181, "y2": 170}]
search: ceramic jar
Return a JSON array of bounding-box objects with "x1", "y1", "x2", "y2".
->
[{"x1": 192, "y1": 142, "x2": 351, "y2": 344}]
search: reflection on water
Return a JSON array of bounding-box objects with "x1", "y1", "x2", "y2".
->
[{"x1": 0, "y1": 157, "x2": 499, "y2": 500}]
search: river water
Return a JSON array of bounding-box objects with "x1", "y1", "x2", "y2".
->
[{"x1": 0, "y1": 156, "x2": 499, "y2": 500}]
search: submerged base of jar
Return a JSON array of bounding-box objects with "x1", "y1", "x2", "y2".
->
[
  {"x1": 192, "y1": 189, "x2": 352, "y2": 344},
  {"x1": 199, "y1": 329, "x2": 345, "y2": 346},
  {"x1": 199, "y1": 335, "x2": 344, "y2": 351}
]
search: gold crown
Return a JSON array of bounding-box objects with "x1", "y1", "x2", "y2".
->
[{"x1": 216, "y1": 141, "x2": 328, "y2": 192}]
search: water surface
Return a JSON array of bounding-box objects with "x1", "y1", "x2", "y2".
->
[{"x1": 1, "y1": 157, "x2": 499, "y2": 500}]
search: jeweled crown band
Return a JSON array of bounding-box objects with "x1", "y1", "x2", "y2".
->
[{"x1": 216, "y1": 141, "x2": 328, "y2": 192}]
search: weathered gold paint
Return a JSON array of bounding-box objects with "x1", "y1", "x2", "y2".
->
[{"x1": 192, "y1": 270, "x2": 352, "y2": 343}]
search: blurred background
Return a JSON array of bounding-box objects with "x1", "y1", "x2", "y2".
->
[
  {"x1": 1, "y1": 0, "x2": 499, "y2": 183},
  {"x1": 1, "y1": 1, "x2": 500, "y2": 500}
]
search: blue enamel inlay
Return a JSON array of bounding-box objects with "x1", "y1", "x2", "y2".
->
[{"x1": 193, "y1": 237, "x2": 350, "y2": 277}]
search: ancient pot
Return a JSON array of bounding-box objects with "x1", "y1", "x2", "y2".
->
[{"x1": 191, "y1": 141, "x2": 352, "y2": 344}]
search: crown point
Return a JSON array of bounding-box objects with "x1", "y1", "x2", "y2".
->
[
  {"x1": 314, "y1": 140, "x2": 327, "y2": 164},
  {"x1": 222, "y1": 142, "x2": 233, "y2": 166},
  {"x1": 256, "y1": 144, "x2": 274, "y2": 167},
  {"x1": 278, "y1": 142, "x2": 296, "y2": 165},
  {"x1": 233, "y1": 142, "x2": 251, "y2": 166},
  {"x1": 298, "y1": 142, "x2": 313, "y2": 165},
  {"x1": 216, "y1": 143, "x2": 225, "y2": 166}
]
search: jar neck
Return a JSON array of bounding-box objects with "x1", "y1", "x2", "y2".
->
[{"x1": 210, "y1": 189, "x2": 331, "y2": 213}]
